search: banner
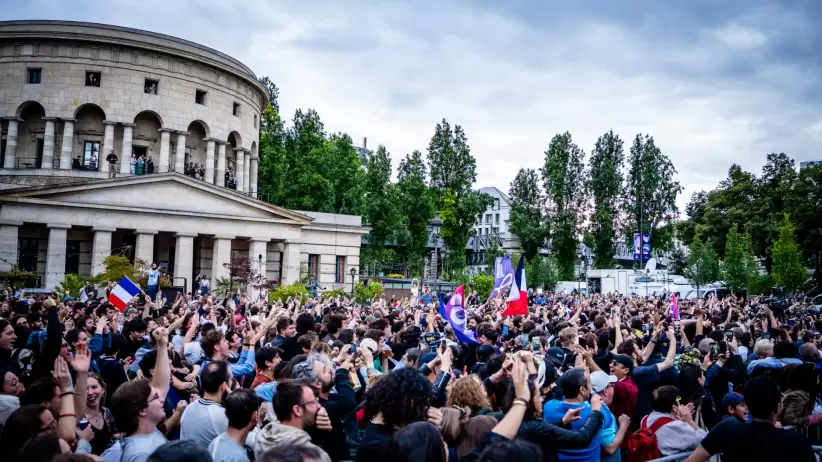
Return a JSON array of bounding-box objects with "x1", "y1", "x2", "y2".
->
[
  {"x1": 486, "y1": 255, "x2": 514, "y2": 302},
  {"x1": 671, "y1": 293, "x2": 680, "y2": 320},
  {"x1": 439, "y1": 285, "x2": 477, "y2": 344},
  {"x1": 633, "y1": 233, "x2": 651, "y2": 261}
]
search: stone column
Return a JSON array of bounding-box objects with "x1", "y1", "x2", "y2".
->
[
  {"x1": 0, "y1": 220, "x2": 22, "y2": 271},
  {"x1": 204, "y1": 139, "x2": 216, "y2": 184},
  {"x1": 174, "y1": 233, "x2": 196, "y2": 293},
  {"x1": 59, "y1": 119, "x2": 75, "y2": 170},
  {"x1": 120, "y1": 123, "x2": 134, "y2": 175},
  {"x1": 3, "y1": 118, "x2": 19, "y2": 169},
  {"x1": 158, "y1": 129, "x2": 172, "y2": 173},
  {"x1": 91, "y1": 227, "x2": 114, "y2": 277},
  {"x1": 248, "y1": 239, "x2": 268, "y2": 299},
  {"x1": 135, "y1": 230, "x2": 157, "y2": 264},
  {"x1": 249, "y1": 157, "x2": 259, "y2": 198},
  {"x1": 234, "y1": 149, "x2": 244, "y2": 192},
  {"x1": 216, "y1": 142, "x2": 226, "y2": 186},
  {"x1": 282, "y1": 242, "x2": 301, "y2": 284},
  {"x1": 211, "y1": 235, "x2": 233, "y2": 283},
  {"x1": 41, "y1": 118, "x2": 56, "y2": 169},
  {"x1": 100, "y1": 121, "x2": 116, "y2": 173},
  {"x1": 174, "y1": 132, "x2": 187, "y2": 173},
  {"x1": 243, "y1": 151, "x2": 251, "y2": 194},
  {"x1": 45, "y1": 223, "x2": 71, "y2": 289}
]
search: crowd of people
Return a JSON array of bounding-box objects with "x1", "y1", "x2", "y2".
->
[{"x1": 0, "y1": 280, "x2": 820, "y2": 462}]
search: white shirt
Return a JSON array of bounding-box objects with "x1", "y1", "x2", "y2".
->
[
  {"x1": 180, "y1": 398, "x2": 228, "y2": 449},
  {"x1": 646, "y1": 411, "x2": 707, "y2": 456}
]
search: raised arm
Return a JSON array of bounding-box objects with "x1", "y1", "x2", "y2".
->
[{"x1": 151, "y1": 328, "x2": 170, "y2": 401}]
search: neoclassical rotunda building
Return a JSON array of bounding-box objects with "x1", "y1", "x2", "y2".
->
[{"x1": 0, "y1": 20, "x2": 366, "y2": 293}]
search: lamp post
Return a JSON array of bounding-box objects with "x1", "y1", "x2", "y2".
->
[
  {"x1": 645, "y1": 268, "x2": 650, "y2": 298},
  {"x1": 349, "y1": 267, "x2": 357, "y2": 295},
  {"x1": 429, "y1": 212, "x2": 443, "y2": 291}
]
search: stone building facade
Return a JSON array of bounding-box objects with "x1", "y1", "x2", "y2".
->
[{"x1": 0, "y1": 21, "x2": 367, "y2": 293}]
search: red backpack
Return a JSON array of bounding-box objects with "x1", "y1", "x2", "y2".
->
[{"x1": 624, "y1": 415, "x2": 674, "y2": 462}]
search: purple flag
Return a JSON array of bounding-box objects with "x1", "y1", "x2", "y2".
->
[
  {"x1": 487, "y1": 255, "x2": 514, "y2": 303},
  {"x1": 440, "y1": 285, "x2": 477, "y2": 344}
]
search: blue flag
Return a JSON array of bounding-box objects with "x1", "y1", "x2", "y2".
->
[{"x1": 439, "y1": 286, "x2": 477, "y2": 344}]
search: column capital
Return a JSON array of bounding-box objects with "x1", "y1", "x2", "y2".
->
[
  {"x1": 103, "y1": 120, "x2": 118, "y2": 126},
  {"x1": 214, "y1": 140, "x2": 227, "y2": 146},
  {"x1": 61, "y1": 118, "x2": 77, "y2": 123},
  {"x1": 234, "y1": 147, "x2": 250, "y2": 154},
  {"x1": 175, "y1": 232, "x2": 198, "y2": 238},
  {"x1": 121, "y1": 122, "x2": 136, "y2": 128},
  {"x1": 42, "y1": 117, "x2": 58, "y2": 122},
  {"x1": 92, "y1": 227, "x2": 116, "y2": 233},
  {"x1": 158, "y1": 128, "x2": 176, "y2": 133},
  {"x1": 176, "y1": 131, "x2": 189, "y2": 136},
  {"x1": 204, "y1": 137, "x2": 220, "y2": 143},
  {"x1": 135, "y1": 229, "x2": 159, "y2": 235},
  {"x1": 3, "y1": 116, "x2": 23, "y2": 122},
  {"x1": 248, "y1": 238, "x2": 270, "y2": 243},
  {"x1": 213, "y1": 234, "x2": 235, "y2": 240},
  {"x1": 0, "y1": 219, "x2": 23, "y2": 226},
  {"x1": 47, "y1": 223, "x2": 72, "y2": 229}
]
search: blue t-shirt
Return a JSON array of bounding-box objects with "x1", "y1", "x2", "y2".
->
[
  {"x1": 543, "y1": 400, "x2": 601, "y2": 462},
  {"x1": 147, "y1": 269, "x2": 160, "y2": 286},
  {"x1": 599, "y1": 403, "x2": 620, "y2": 462}
]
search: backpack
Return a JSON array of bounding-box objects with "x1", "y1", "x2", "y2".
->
[{"x1": 624, "y1": 415, "x2": 674, "y2": 462}]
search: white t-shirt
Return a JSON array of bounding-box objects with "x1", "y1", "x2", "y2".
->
[
  {"x1": 113, "y1": 429, "x2": 168, "y2": 462},
  {"x1": 208, "y1": 433, "x2": 250, "y2": 462},
  {"x1": 180, "y1": 398, "x2": 228, "y2": 449}
]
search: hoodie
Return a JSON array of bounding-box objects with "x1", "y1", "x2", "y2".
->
[{"x1": 254, "y1": 422, "x2": 331, "y2": 462}]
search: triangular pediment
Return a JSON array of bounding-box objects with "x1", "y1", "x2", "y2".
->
[{"x1": 1, "y1": 173, "x2": 312, "y2": 224}]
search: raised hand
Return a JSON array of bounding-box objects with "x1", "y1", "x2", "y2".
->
[
  {"x1": 590, "y1": 393, "x2": 603, "y2": 412},
  {"x1": 315, "y1": 406, "x2": 333, "y2": 431},
  {"x1": 152, "y1": 327, "x2": 169, "y2": 348},
  {"x1": 69, "y1": 342, "x2": 92, "y2": 373},
  {"x1": 427, "y1": 407, "x2": 443, "y2": 428},
  {"x1": 511, "y1": 358, "x2": 530, "y2": 401},
  {"x1": 53, "y1": 356, "x2": 74, "y2": 393}
]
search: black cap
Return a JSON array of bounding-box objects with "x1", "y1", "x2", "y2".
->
[
  {"x1": 612, "y1": 354, "x2": 634, "y2": 375},
  {"x1": 545, "y1": 347, "x2": 567, "y2": 367}
]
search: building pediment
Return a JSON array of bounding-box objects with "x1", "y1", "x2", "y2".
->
[{"x1": 0, "y1": 173, "x2": 312, "y2": 224}]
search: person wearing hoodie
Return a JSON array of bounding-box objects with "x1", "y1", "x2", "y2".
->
[{"x1": 254, "y1": 379, "x2": 333, "y2": 462}]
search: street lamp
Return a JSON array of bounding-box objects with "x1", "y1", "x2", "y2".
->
[
  {"x1": 349, "y1": 267, "x2": 357, "y2": 295},
  {"x1": 645, "y1": 268, "x2": 650, "y2": 298},
  {"x1": 429, "y1": 212, "x2": 443, "y2": 289}
]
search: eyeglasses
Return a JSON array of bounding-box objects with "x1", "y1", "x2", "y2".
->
[{"x1": 299, "y1": 398, "x2": 320, "y2": 407}]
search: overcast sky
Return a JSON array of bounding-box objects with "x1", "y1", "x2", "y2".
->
[{"x1": 7, "y1": 0, "x2": 822, "y2": 211}]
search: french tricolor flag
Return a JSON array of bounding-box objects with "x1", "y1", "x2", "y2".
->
[
  {"x1": 108, "y1": 276, "x2": 141, "y2": 311},
  {"x1": 502, "y1": 255, "x2": 528, "y2": 316}
]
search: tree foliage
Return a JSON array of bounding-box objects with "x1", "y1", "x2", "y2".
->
[
  {"x1": 280, "y1": 109, "x2": 334, "y2": 212},
  {"x1": 527, "y1": 254, "x2": 559, "y2": 291},
  {"x1": 587, "y1": 131, "x2": 624, "y2": 269},
  {"x1": 721, "y1": 227, "x2": 758, "y2": 293},
  {"x1": 771, "y1": 214, "x2": 807, "y2": 291},
  {"x1": 542, "y1": 132, "x2": 586, "y2": 280},
  {"x1": 623, "y1": 134, "x2": 681, "y2": 253},
  {"x1": 353, "y1": 281, "x2": 384, "y2": 302},
  {"x1": 508, "y1": 168, "x2": 549, "y2": 261},
  {"x1": 473, "y1": 273, "x2": 494, "y2": 301},
  {"x1": 364, "y1": 145, "x2": 399, "y2": 250},
  {"x1": 0, "y1": 266, "x2": 38, "y2": 289},
  {"x1": 396, "y1": 150, "x2": 435, "y2": 275},
  {"x1": 427, "y1": 119, "x2": 491, "y2": 270},
  {"x1": 328, "y1": 133, "x2": 366, "y2": 215},
  {"x1": 683, "y1": 238, "x2": 719, "y2": 293}
]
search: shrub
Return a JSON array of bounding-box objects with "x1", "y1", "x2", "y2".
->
[
  {"x1": 269, "y1": 282, "x2": 309, "y2": 303},
  {"x1": 353, "y1": 281, "x2": 384, "y2": 303}
]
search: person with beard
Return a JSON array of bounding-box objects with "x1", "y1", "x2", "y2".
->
[
  {"x1": 0, "y1": 318, "x2": 19, "y2": 376},
  {"x1": 291, "y1": 352, "x2": 357, "y2": 461},
  {"x1": 255, "y1": 379, "x2": 332, "y2": 462},
  {"x1": 180, "y1": 360, "x2": 232, "y2": 448}
]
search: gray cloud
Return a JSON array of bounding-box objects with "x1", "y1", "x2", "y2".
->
[{"x1": 6, "y1": 0, "x2": 822, "y2": 212}]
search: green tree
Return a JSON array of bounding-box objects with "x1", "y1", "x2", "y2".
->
[
  {"x1": 684, "y1": 238, "x2": 719, "y2": 296},
  {"x1": 721, "y1": 227, "x2": 758, "y2": 293},
  {"x1": 397, "y1": 150, "x2": 435, "y2": 276},
  {"x1": 771, "y1": 214, "x2": 807, "y2": 291},
  {"x1": 623, "y1": 134, "x2": 682, "y2": 253},
  {"x1": 427, "y1": 119, "x2": 491, "y2": 270},
  {"x1": 100, "y1": 255, "x2": 138, "y2": 283},
  {"x1": 281, "y1": 109, "x2": 334, "y2": 212},
  {"x1": 508, "y1": 168, "x2": 549, "y2": 261},
  {"x1": 587, "y1": 130, "x2": 624, "y2": 268},
  {"x1": 0, "y1": 266, "x2": 38, "y2": 289},
  {"x1": 527, "y1": 254, "x2": 559, "y2": 291},
  {"x1": 473, "y1": 273, "x2": 494, "y2": 301},
  {"x1": 257, "y1": 102, "x2": 287, "y2": 205},
  {"x1": 787, "y1": 164, "x2": 822, "y2": 288},
  {"x1": 363, "y1": 145, "x2": 399, "y2": 251},
  {"x1": 542, "y1": 132, "x2": 586, "y2": 280},
  {"x1": 483, "y1": 237, "x2": 505, "y2": 275},
  {"x1": 750, "y1": 153, "x2": 798, "y2": 271},
  {"x1": 327, "y1": 133, "x2": 366, "y2": 215}
]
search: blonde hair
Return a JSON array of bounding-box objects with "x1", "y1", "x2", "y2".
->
[
  {"x1": 440, "y1": 406, "x2": 469, "y2": 446},
  {"x1": 457, "y1": 416, "x2": 498, "y2": 459},
  {"x1": 559, "y1": 327, "x2": 578, "y2": 347},
  {"x1": 446, "y1": 375, "x2": 491, "y2": 412}
]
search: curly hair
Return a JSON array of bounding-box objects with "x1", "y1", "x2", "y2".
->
[
  {"x1": 363, "y1": 368, "x2": 433, "y2": 428},
  {"x1": 446, "y1": 375, "x2": 491, "y2": 413}
]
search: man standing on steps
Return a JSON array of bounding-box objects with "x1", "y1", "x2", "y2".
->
[{"x1": 106, "y1": 149, "x2": 118, "y2": 178}]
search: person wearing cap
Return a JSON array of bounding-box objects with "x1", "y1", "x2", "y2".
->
[
  {"x1": 590, "y1": 371, "x2": 631, "y2": 462},
  {"x1": 609, "y1": 354, "x2": 637, "y2": 421},
  {"x1": 720, "y1": 392, "x2": 748, "y2": 423}
]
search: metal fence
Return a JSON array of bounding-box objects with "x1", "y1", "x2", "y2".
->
[{"x1": 649, "y1": 446, "x2": 822, "y2": 462}]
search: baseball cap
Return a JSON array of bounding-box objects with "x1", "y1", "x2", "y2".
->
[
  {"x1": 721, "y1": 391, "x2": 745, "y2": 409},
  {"x1": 545, "y1": 347, "x2": 567, "y2": 367},
  {"x1": 612, "y1": 354, "x2": 634, "y2": 374},
  {"x1": 590, "y1": 371, "x2": 618, "y2": 394}
]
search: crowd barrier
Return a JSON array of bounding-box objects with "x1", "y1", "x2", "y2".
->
[{"x1": 648, "y1": 446, "x2": 822, "y2": 462}]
